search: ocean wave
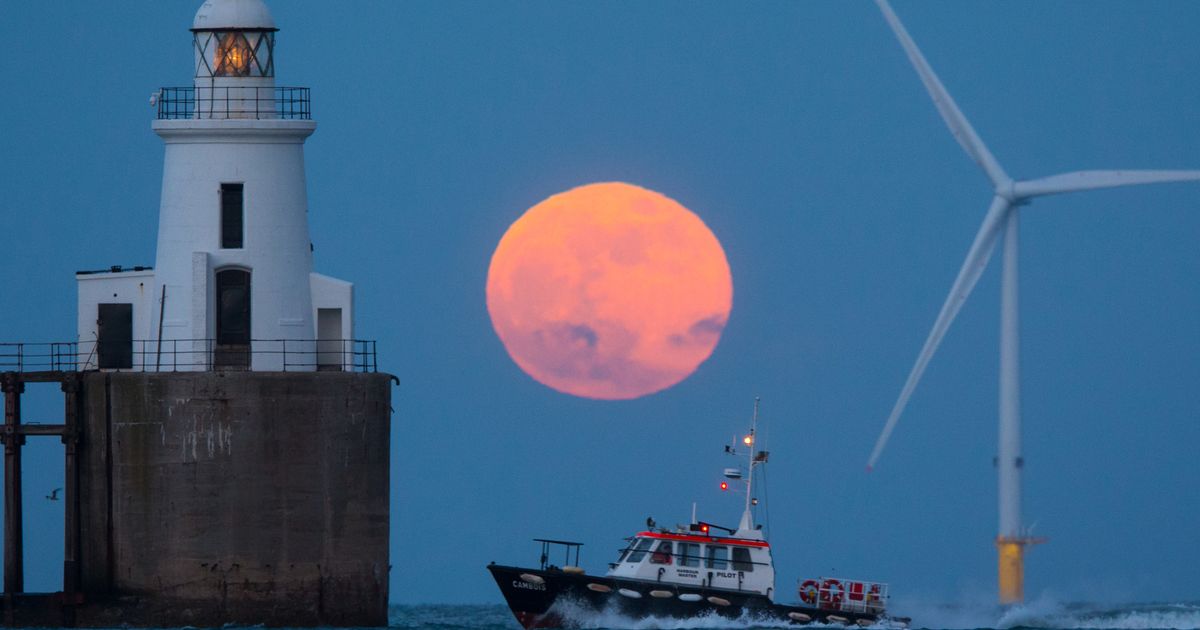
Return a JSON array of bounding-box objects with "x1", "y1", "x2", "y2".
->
[
  {"x1": 893, "y1": 597, "x2": 1200, "y2": 630},
  {"x1": 998, "y1": 601, "x2": 1200, "y2": 630},
  {"x1": 389, "y1": 603, "x2": 516, "y2": 629},
  {"x1": 387, "y1": 601, "x2": 1200, "y2": 630}
]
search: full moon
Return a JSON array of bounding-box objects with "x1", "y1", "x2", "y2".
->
[{"x1": 486, "y1": 182, "x2": 733, "y2": 400}]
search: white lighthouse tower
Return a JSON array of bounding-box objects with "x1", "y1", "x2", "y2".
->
[
  {"x1": 76, "y1": 0, "x2": 353, "y2": 371},
  {"x1": 36, "y1": 3, "x2": 389, "y2": 625}
]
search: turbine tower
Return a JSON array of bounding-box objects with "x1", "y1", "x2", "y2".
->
[{"x1": 866, "y1": 0, "x2": 1200, "y2": 605}]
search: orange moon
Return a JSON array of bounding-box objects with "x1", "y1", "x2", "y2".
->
[{"x1": 486, "y1": 182, "x2": 733, "y2": 400}]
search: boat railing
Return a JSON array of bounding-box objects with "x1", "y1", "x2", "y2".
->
[
  {"x1": 533, "y1": 538, "x2": 583, "y2": 571},
  {"x1": 801, "y1": 577, "x2": 888, "y2": 614}
]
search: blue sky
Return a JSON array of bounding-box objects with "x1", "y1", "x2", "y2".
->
[{"x1": 1, "y1": 1, "x2": 1198, "y2": 607}]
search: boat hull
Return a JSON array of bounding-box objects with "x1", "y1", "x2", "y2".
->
[{"x1": 487, "y1": 564, "x2": 889, "y2": 629}]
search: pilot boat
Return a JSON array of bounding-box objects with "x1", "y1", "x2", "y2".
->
[{"x1": 487, "y1": 401, "x2": 910, "y2": 628}]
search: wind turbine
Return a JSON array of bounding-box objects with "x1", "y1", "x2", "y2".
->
[{"x1": 866, "y1": 0, "x2": 1200, "y2": 605}]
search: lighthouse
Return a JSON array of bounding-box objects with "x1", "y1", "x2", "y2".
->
[
  {"x1": 0, "y1": 1, "x2": 394, "y2": 626},
  {"x1": 77, "y1": 0, "x2": 353, "y2": 372}
]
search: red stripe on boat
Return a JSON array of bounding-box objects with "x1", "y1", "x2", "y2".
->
[{"x1": 637, "y1": 531, "x2": 770, "y2": 548}]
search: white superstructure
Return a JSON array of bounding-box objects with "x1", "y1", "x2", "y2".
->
[
  {"x1": 608, "y1": 400, "x2": 776, "y2": 597},
  {"x1": 76, "y1": 0, "x2": 354, "y2": 372}
]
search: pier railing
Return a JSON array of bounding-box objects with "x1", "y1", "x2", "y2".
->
[{"x1": 0, "y1": 339, "x2": 377, "y2": 373}]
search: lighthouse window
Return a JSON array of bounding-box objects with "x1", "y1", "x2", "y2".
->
[
  {"x1": 649, "y1": 541, "x2": 673, "y2": 565},
  {"x1": 705, "y1": 545, "x2": 729, "y2": 570},
  {"x1": 194, "y1": 31, "x2": 275, "y2": 79},
  {"x1": 215, "y1": 32, "x2": 254, "y2": 77},
  {"x1": 731, "y1": 547, "x2": 754, "y2": 572},
  {"x1": 221, "y1": 183, "x2": 244, "y2": 248},
  {"x1": 625, "y1": 538, "x2": 654, "y2": 564},
  {"x1": 679, "y1": 543, "x2": 701, "y2": 568}
]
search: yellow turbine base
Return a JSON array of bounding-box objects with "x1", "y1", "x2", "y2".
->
[
  {"x1": 996, "y1": 535, "x2": 1047, "y2": 605},
  {"x1": 996, "y1": 540, "x2": 1025, "y2": 605}
]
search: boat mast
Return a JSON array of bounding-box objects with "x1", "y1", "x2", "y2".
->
[{"x1": 738, "y1": 397, "x2": 760, "y2": 532}]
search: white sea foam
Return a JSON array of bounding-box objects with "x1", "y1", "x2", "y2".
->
[
  {"x1": 886, "y1": 593, "x2": 1200, "y2": 630},
  {"x1": 547, "y1": 596, "x2": 908, "y2": 630},
  {"x1": 998, "y1": 600, "x2": 1200, "y2": 630},
  {"x1": 550, "y1": 596, "x2": 790, "y2": 629}
]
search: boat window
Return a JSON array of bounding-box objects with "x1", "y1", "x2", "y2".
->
[
  {"x1": 649, "y1": 540, "x2": 673, "y2": 565},
  {"x1": 705, "y1": 545, "x2": 729, "y2": 569},
  {"x1": 625, "y1": 538, "x2": 654, "y2": 563},
  {"x1": 679, "y1": 542, "x2": 701, "y2": 567},
  {"x1": 732, "y1": 547, "x2": 754, "y2": 572}
]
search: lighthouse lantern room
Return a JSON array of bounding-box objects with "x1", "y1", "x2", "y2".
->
[
  {"x1": 76, "y1": 0, "x2": 354, "y2": 372},
  {"x1": 193, "y1": 1, "x2": 276, "y2": 78}
]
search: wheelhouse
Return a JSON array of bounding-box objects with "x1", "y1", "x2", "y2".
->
[{"x1": 606, "y1": 530, "x2": 776, "y2": 599}]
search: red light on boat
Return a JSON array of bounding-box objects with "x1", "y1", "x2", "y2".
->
[
  {"x1": 719, "y1": 482, "x2": 728, "y2": 491},
  {"x1": 700, "y1": 524, "x2": 710, "y2": 533}
]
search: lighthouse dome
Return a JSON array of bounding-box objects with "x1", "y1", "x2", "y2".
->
[{"x1": 193, "y1": 0, "x2": 277, "y2": 31}]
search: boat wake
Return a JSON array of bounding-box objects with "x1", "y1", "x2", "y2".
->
[
  {"x1": 548, "y1": 597, "x2": 1200, "y2": 630},
  {"x1": 548, "y1": 596, "x2": 895, "y2": 630},
  {"x1": 892, "y1": 597, "x2": 1200, "y2": 630}
]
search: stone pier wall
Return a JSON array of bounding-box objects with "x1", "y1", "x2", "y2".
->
[{"x1": 75, "y1": 371, "x2": 391, "y2": 627}]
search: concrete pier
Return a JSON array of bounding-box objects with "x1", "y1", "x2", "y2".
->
[{"x1": 0, "y1": 370, "x2": 392, "y2": 627}]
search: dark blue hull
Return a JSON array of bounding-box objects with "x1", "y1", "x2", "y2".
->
[{"x1": 487, "y1": 564, "x2": 892, "y2": 629}]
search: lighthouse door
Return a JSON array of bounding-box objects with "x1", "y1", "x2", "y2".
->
[
  {"x1": 97, "y1": 303, "x2": 133, "y2": 369},
  {"x1": 317, "y1": 308, "x2": 343, "y2": 371},
  {"x1": 215, "y1": 269, "x2": 251, "y2": 368}
]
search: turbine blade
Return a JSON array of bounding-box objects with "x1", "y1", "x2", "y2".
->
[
  {"x1": 1014, "y1": 170, "x2": 1200, "y2": 198},
  {"x1": 868, "y1": 196, "x2": 1013, "y2": 469},
  {"x1": 875, "y1": 0, "x2": 1010, "y2": 188}
]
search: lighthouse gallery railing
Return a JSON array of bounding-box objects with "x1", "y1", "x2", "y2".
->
[{"x1": 155, "y1": 86, "x2": 311, "y2": 120}]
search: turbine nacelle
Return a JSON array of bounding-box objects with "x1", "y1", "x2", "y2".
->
[{"x1": 994, "y1": 180, "x2": 1019, "y2": 205}]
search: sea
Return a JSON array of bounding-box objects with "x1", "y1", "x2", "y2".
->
[{"x1": 387, "y1": 601, "x2": 1200, "y2": 630}]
